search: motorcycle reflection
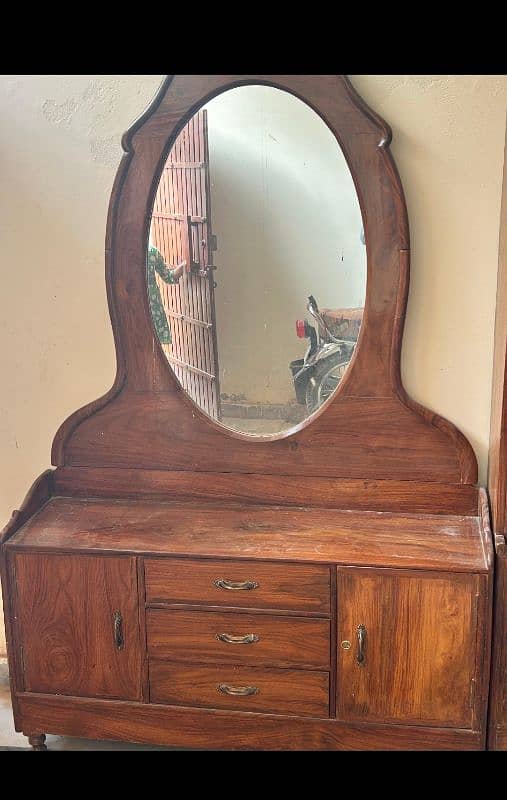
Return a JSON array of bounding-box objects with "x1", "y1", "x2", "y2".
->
[{"x1": 290, "y1": 296, "x2": 363, "y2": 414}]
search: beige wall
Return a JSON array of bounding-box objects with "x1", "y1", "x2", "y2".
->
[
  {"x1": 350, "y1": 75, "x2": 507, "y2": 483},
  {"x1": 0, "y1": 75, "x2": 506, "y2": 654},
  {"x1": 204, "y1": 85, "x2": 366, "y2": 404}
]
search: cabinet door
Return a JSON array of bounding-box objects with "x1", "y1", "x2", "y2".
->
[
  {"x1": 337, "y1": 568, "x2": 480, "y2": 728},
  {"x1": 14, "y1": 553, "x2": 142, "y2": 701}
]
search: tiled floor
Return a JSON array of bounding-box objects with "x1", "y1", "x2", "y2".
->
[{"x1": 0, "y1": 661, "x2": 173, "y2": 751}]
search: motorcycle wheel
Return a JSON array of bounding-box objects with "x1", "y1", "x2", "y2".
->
[{"x1": 305, "y1": 357, "x2": 350, "y2": 415}]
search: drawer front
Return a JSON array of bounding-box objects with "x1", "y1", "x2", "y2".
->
[
  {"x1": 146, "y1": 609, "x2": 330, "y2": 669},
  {"x1": 144, "y1": 558, "x2": 330, "y2": 613},
  {"x1": 150, "y1": 661, "x2": 330, "y2": 717}
]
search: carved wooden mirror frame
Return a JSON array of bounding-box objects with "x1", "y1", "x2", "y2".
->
[{"x1": 51, "y1": 75, "x2": 477, "y2": 493}]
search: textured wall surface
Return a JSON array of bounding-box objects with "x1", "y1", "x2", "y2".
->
[{"x1": 1, "y1": 75, "x2": 506, "y2": 654}]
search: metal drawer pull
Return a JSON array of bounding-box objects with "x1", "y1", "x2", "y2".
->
[
  {"x1": 113, "y1": 610, "x2": 124, "y2": 650},
  {"x1": 216, "y1": 633, "x2": 260, "y2": 645},
  {"x1": 218, "y1": 683, "x2": 259, "y2": 697},
  {"x1": 357, "y1": 624, "x2": 366, "y2": 665},
  {"x1": 214, "y1": 578, "x2": 259, "y2": 591}
]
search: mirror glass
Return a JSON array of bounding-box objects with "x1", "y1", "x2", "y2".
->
[{"x1": 148, "y1": 85, "x2": 366, "y2": 436}]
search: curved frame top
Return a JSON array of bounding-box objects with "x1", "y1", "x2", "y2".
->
[{"x1": 52, "y1": 75, "x2": 477, "y2": 485}]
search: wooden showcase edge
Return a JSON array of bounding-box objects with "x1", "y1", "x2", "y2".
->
[
  {"x1": 4, "y1": 495, "x2": 489, "y2": 573},
  {"x1": 476, "y1": 490, "x2": 495, "y2": 746},
  {"x1": 17, "y1": 693, "x2": 481, "y2": 751},
  {"x1": 0, "y1": 470, "x2": 54, "y2": 545},
  {"x1": 5, "y1": 540, "x2": 490, "y2": 575},
  {"x1": 479, "y1": 488, "x2": 495, "y2": 569},
  {"x1": 488, "y1": 532, "x2": 507, "y2": 749}
]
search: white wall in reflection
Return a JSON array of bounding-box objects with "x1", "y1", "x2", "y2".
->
[{"x1": 204, "y1": 85, "x2": 366, "y2": 405}]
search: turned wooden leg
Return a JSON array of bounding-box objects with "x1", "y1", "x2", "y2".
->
[{"x1": 27, "y1": 734, "x2": 47, "y2": 751}]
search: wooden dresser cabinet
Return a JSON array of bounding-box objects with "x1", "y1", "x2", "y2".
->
[
  {"x1": 3, "y1": 492, "x2": 492, "y2": 750},
  {"x1": 0, "y1": 75, "x2": 494, "y2": 750}
]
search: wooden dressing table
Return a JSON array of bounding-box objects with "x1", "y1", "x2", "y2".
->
[{"x1": 0, "y1": 75, "x2": 494, "y2": 751}]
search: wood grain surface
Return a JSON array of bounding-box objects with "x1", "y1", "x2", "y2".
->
[
  {"x1": 336, "y1": 568, "x2": 480, "y2": 728},
  {"x1": 488, "y1": 534, "x2": 507, "y2": 749},
  {"x1": 144, "y1": 557, "x2": 330, "y2": 612},
  {"x1": 57, "y1": 394, "x2": 477, "y2": 484},
  {"x1": 16, "y1": 693, "x2": 482, "y2": 750},
  {"x1": 1, "y1": 75, "x2": 490, "y2": 753},
  {"x1": 146, "y1": 609, "x2": 330, "y2": 669},
  {"x1": 149, "y1": 662, "x2": 330, "y2": 717},
  {"x1": 7, "y1": 497, "x2": 488, "y2": 573},
  {"x1": 53, "y1": 467, "x2": 479, "y2": 515},
  {"x1": 13, "y1": 553, "x2": 142, "y2": 700}
]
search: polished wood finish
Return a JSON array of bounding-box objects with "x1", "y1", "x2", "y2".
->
[
  {"x1": 55, "y1": 395, "x2": 477, "y2": 483},
  {"x1": 0, "y1": 471, "x2": 52, "y2": 722},
  {"x1": 149, "y1": 662, "x2": 329, "y2": 717},
  {"x1": 337, "y1": 568, "x2": 480, "y2": 728},
  {"x1": 5, "y1": 510, "x2": 491, "y2": 749},
  {"x1": 1, "y1": 76, "x2": 492, "y2": 751},
  {"x1": 53, "y1": 467, "x2": 479, "y2": 515},
  {"x1": 17, "y1": 694, "x2": 482, "y2": 750},
  {"x1": 329, "y1": 567, "x2": 338, "y2": 719},
  {"x1": 496, "y1": 731, "x2": 507, "y2": 749},
  {"x1": 50, "y1": 75, "x2": 477, "y2": 486},
  {"x1": 136, "y1": 556, "x2": 150, "y2": 703},
  {"x1": 144, "y1": 558, "x2": 330, "y2": 612},
  {"x1": 476, "y1": 488, "x2": 494, "y2": 740},
  {"x1": 12, "y1": 553, "x2": 142, "y2": 700},
  {"x1": 0, "y1": 550, "x2": 22, "y2": 724},
  {"x1": 146, "y1": 609, "x2": 330, "y2": 669},
  {"x1": 7, "y1": 498, "x2": 488, "y2": 573},
  {"x1": 488, "y1": 534, "x2": 507, "y2": 749}
]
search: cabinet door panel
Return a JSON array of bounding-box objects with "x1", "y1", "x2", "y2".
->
[
  {"x1": 14, "y1": 553, "x2": 142, "y2": 700},
  {"x1": 337, "y1": 568, "x2": 479, "y2": 728}
]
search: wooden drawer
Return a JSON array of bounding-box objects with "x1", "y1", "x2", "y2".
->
[
  {"x1": 146, "y1": 609, "x2": 330, "y2": 669},
  {"x1": 144, "y1": 558, "x2": 330, "y2": 614},
  {"x1": 149, "y1": 661, "x2": 330, "y2": 718}
]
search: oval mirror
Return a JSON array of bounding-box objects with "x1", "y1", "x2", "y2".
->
[{"x1": 148, "y1": 85, "x2": 366, "y2": 436}]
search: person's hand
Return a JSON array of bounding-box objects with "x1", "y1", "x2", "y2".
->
[{"x1": 172, "y1": 262, "x2": 186, "y2": 282}]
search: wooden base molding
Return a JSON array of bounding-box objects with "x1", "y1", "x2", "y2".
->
[{"x1": 16, "y1": 694, "x2": 481, "y2": 751}]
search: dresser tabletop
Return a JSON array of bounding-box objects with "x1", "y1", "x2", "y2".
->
[{"x1": 5, "y1": 496, "x2": 489, "y2": 573}]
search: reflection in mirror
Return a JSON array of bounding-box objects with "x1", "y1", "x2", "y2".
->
[{"x1": 148, "y1": 85, "x2": 366, "y2": 436}]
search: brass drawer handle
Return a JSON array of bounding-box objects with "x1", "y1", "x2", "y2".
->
[
  {"x1": 357, "y1": 624, "x2": 366, "y2": 665},
  {"x1": 216, "y1": 632, "x2": 260, "y2": 645},
  {"x1": 214, "y1": 578, "x2": 259, "y2": 591},
  {"x1": 218, "y1": 683, "x2": 259, "y2": 697},
  {"x1": 113, "y1": 610, "x2": 124, "y2": 650}
]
